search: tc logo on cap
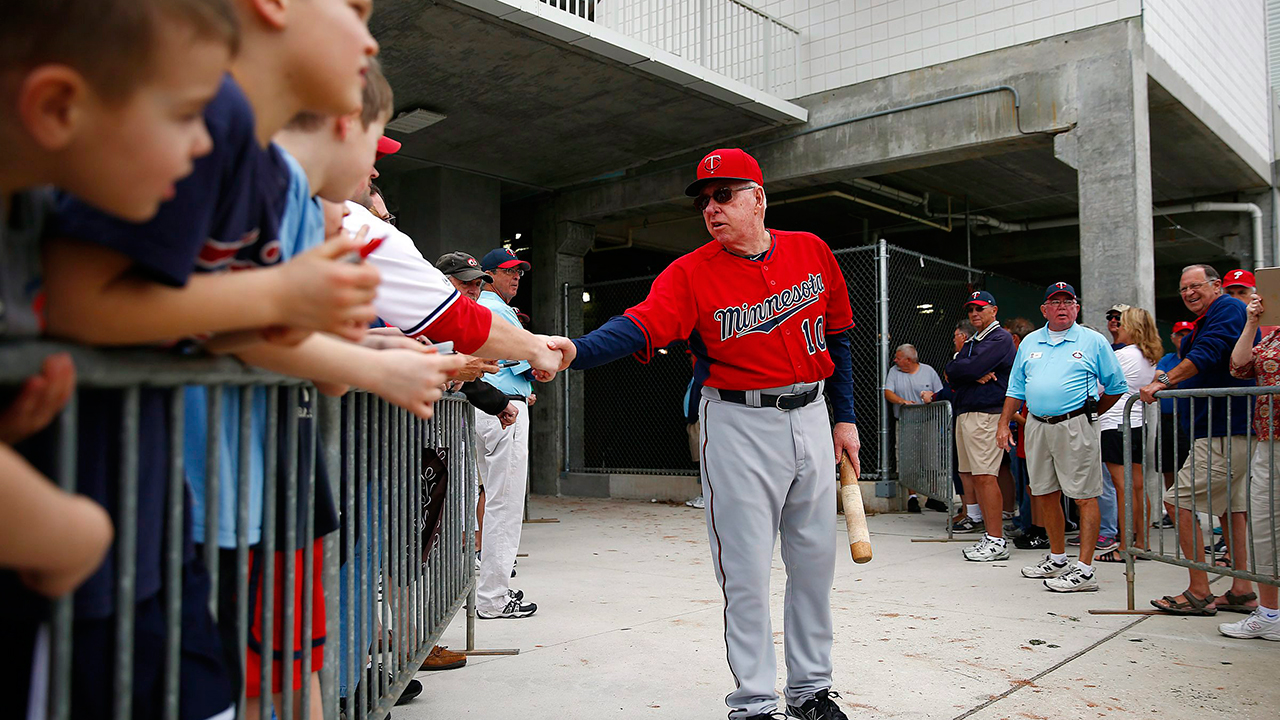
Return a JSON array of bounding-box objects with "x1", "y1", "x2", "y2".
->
[
  {"x1": 1054, "y1": 282, "x2": 1067, "y2": 289},
  {"x1": 971, "y1": 292, "x2": 981, "y2": 299},
  {"x1": 704, "y1": 155, "x2": 722, "y2": 173},
  {"x1": 505, "y1": 249, "x2": 517, "y2": 258}
]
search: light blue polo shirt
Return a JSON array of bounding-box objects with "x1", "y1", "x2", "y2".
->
[
  {"x1": 1006, "y1": 323, "x2": 1127, "y2": 418},
  {"x1": 478, "y1": 290, "x2": 533, "y2": 398}
]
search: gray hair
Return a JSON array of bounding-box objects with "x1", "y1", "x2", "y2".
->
[
  {"x1": 955, "y1": 319, "x2": 976, "y2": 337},
  {"x1": 1181, "y1": 264, "x2": 1220, "y2": 282},
  {"x1": 894, "y1": 343, "x2": 918, "y2": 360}
]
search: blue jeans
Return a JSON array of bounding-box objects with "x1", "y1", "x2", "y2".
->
[
  {"x1": 1097, "y1": 470, "x2": 1118, "y2": 540},
  {"x1": 1011, "y1": 454, "x2": 1033, "y2": 531}
]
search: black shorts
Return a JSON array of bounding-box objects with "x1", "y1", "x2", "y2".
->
[
  {"x1": 1157, "y1": 413, "x2": 1191, "y2": 473},
  {"x1": 71, "y1": 558, "x2": 233, "y2": 720},
  {"x1": 1101, "y1": 426, "x2": 1144, "y2": 466}
]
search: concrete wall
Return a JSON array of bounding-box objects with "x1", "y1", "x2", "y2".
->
[
  {"x1": 383, "y1": 167, "x2": 501, "y2": 263},
  {"x1": 749, "y1": 0, "x2": 1141, "y2": 96},
  {"x1": 1144, "y1": 0, "x2": 1271, "y2": 170}
]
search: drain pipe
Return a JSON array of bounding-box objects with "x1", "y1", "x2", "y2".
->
[{"x1": 1157, "y1": 202, "x2": 1264, "y2": 268}]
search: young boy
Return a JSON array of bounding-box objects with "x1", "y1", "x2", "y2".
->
[{"x1": 0, "y1": 2, "x2": 249, "y2": 718}]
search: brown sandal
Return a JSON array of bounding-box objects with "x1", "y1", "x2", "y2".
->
[
  {"x1": 1096, "y1": 550, "x2": 1126, "y2": 563},
  {"x1": 1151, "y1": 592, "x2": 1218, "y2": 616},
  {"x1": 1216, "y1": 590, "x2": 1258, "y2": 614}
]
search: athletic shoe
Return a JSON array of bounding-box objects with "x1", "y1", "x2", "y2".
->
[
  {"x1": 963, "y1": 537, "x2": 1010, "y2": 562},
  {"x1": 786, "y1": 688, "x2": 849, "y2": 720},
  {"x1": 686, "y1": 494, "x2": 705, "y2": 509},
  {"x1": 952, "y1": 517, "x2": 982, "y2": 534},
  {"x1": 1044, "y1": 566, "x2": 1099, "y2": 592},
  {"x1": 1021, "y1": 555, "x2": 1070, "y2": 578},
  {"x1": 925, "y1": 498, "x2": 949, "y2": 512},
  {"x1": 1065, "y1": 519, "x2": 1079, "y2": 535},
  {"x1": 907, "y1": 496, "x2": 921, "y2": 513},
  {"x1": 1153, "y1": 514, "x2": 1175, "y2": 529},
  {"x1": 1205, "y1": 539, "x2": 1228, "y2": 555},
  {"x1": 1003, "y1": 510, "x2": 1018, "y2": 520},
  {"x1": 1096, "y1": 536, "x2": 1120, "y2": 553},
  {"x1": 1218, "y1": 609, "x2": 1280, "y2": 641},
  {"x1": 508, "y1": 588, "x2": 524, "y2": 601},
  {"x1": 477, "y1": 596, "x2": 538, "y2": 619},
  {"x1": 1013, "y1": 533, "x2": 1051, "y2": 550},
  {"x1": 744, "y1": 713, "x2": 788, "y2": 720},
  {"x1": 421, "y1": 645, "x2": 467, "y2": 671},
  {"x1": 395, "y1": 677, "x2": 423, "y2": 705}
]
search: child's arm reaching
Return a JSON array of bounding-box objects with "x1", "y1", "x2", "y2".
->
[
  {"x1": 234, "y1": 334, "x2": 466, "y2": 419},
  {"x1": 42, "y1": 230, "x2": 380, "y2": 346},
  {"x1": 0, "y1": 353, "x2": 75, "y2": 445},
  {"x1": 0, "y1": 445, "x2": 113, "y2": 598}
]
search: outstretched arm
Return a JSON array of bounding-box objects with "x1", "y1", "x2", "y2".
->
[{"x1": 546, "y1": 315, "x2": 648, "y2": 372}]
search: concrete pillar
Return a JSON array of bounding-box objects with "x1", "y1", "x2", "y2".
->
[
  {"x1": 1056, "y1": 19, "x2": 1155, "y2": 331},
  {"x1": 528, "y1": 216, "x2": 593, "y2": 496},
  {"x1": 382, "y1": 167, "x2": 501, "y2": 262}
]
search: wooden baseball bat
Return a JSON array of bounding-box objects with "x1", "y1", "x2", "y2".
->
[{"x1": 839, "y1": 458, "x2": 872, "y2": 564}]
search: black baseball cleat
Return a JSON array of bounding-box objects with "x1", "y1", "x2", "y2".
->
[{"x1": 786, "y1": 689, "x2": 848, "y2": 720}]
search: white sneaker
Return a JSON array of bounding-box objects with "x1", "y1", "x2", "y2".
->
[
  {"x1": 477, "y1": 596, "x2": 537, "y2": 619},
  {"x1": 962, "y1": 537, "x2": 1010, "y2": 562},
  {"x1": 1044, "y1": 566, "x2": 1098, "y2": 592},
  {"x1": 1021, "y1": 555, "x2": 1070, "y2": 578},
  {"x1": 685, "y1": 494, "x2": 705, "y2": 509},
  {"x1": 1219, "y1": 609, "x2": 1280, "y2": 641}
]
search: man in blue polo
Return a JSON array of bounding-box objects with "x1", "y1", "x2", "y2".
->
[
  {"x1": 473, "y1": 247, "x2": 539, "y2": 619},
  {"x1": 997, "y1": 282, "x2": 1127, "y2": 592}
]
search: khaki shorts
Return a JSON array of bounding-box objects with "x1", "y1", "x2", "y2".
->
[
  {"x1": 1249, "y1": 441, "x2": 1280, "y2": 576},
  {"x1": 1165, "y1": 436, "x2": 1250, "y2": 514},
  {"x1": 1025, "y1": 414, "x2": 1104, "y2": 499},
  {"x1": 955, "y1": 412, "x2": 1002, "y2": 476}
]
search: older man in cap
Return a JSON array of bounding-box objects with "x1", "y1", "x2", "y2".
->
[
  {"x1": 998, "y1": 283, "x2": 1127, "y2": 592},
  {"x1": 946, "y1": 290, "x2": 1017, "y2": 561}
]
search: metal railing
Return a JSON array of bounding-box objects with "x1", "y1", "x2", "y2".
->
[
  {"x1": 1, "y1": 342, "x2": 476, "y2": 720},
  {"x1": 541, "y1": 0, "x2": 802, "y2": 97},
  {"x1": 895, "y1": 401, "x2": 956, "y2": 537},
  {"x1": 1120, "y1": 388, "x2": 1280, "y2": 610}
]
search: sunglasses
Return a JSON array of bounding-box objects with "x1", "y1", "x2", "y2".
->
[
  {"x1": 694, "y1": 184, "x2": 757, "y2": 212},
  {"x1": 1106, "y1": 313, "x2": 1121, "y2": 321}
]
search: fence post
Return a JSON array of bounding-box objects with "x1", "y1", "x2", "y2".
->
[
  {"x1": 562, "y1": 282, "x2": 571, "y2": 473},
  {"x1": 877, "y1": 236, "x2": 890, "y2": 485}
]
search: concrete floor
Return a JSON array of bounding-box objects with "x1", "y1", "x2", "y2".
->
[{"x1": 402, "y1": 497, "x2": 1277, "y2": 720}]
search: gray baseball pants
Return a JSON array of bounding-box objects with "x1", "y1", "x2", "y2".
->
[{"x1": 700, "y1": 384, "x2": 837, "y2": 718}]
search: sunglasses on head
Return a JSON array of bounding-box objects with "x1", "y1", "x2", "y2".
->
[{"x1": 694, "y1": 184, "x2": 757, "y2": 212}]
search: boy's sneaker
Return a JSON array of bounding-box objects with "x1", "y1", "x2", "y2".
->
[
  {"x1": 1014, "y1": 533, "x2": 1051, "y2": 550},
  {"x1": 1218, "y1": 609, "x2": 1280, "y2": 641},
  {"x1": 1096, "y1": 536, "x2": 1120, "y2": 553},
  {"x1": 963, "y1": 536, "x2": 1010, "y2": 562},
  {"x1": 686, "y1": 494, "x2": 705, "y2": 509},
  {"x1": 907, "y1": 496, "x2": 921, "y2": 513},
  {"x1": 952, "y1": 517, "x2": 982, "y2": 534},
  {"x1": 925, "y1": 498, "x2": 949, "y2": 512},
  {"x1": 785, "y1": 688, "x2": 849, "y2": 720},
  {"x1": 1044, "y1": 566, "x2": 1098, "y2": 592},
  {"x1": 1021, "y1": 555, "x2": 1070, "y2": 578},
  {"x1": 477, "y1": 596, "x2": 538, "y2": 619}
]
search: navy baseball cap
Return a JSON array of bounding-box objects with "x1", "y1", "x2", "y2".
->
[
  {"x1": 480, "y1": 248, "x2": 530, "y2": 272},
  {"x1": 964, "y1": 290, "x2": 996, "y2": 308},
  {"x1": 1044, "y1": 282, "x2": 1077, "y2": 301}
]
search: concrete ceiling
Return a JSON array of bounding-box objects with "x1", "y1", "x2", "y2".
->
[{"x1": 370, "y1": 0, "x2": 792, "y2": 197}]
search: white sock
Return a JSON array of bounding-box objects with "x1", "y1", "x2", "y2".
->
[
  {"x1": 967, "y1": 503, "x2": 982, "y2": 521},
  {"x1": 985, "y1": 533, "x2": 1006, "y2": 545},
  {"x1": 909, "y1": 493, "x2": 918, "y2": 499},
  {"x1": 1076, "y1": 560, "x2": 1093, "y2": 576},
  {"x1": 1259, "y1": 606, "x2": 1280, "y2": 621},
  {"x1": 1050, "y1": 552, "x2": 1068, "y2": 565}
]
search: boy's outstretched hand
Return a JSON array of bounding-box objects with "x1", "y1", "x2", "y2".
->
[
  {"x1": 0, "y1": 353, "x2": 76, "y2": 444},
  {"x1": 365, "y1": 349, "x2": 466, "y2": 419},
  {"x1": 274, "y1": 228, "x2": 381, "y2": 343}
]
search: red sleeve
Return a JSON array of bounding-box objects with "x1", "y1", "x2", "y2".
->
[
  {"x1": 822, "y1": 243, "x2": 854, "y2": 332},
  {"x1": 408, "y1": 294, "x2": 492, "y2": 354},
  {"x1": 622, "y1": 262, "x2": 697, "y2": 363}
]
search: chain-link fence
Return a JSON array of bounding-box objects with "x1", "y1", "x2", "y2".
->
[{"x1": 570, "y1": 241, "x2": 1043, "y2": 480}]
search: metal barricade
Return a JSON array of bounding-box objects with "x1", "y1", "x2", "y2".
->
[
  {"x1": 1120, "y1": 388, "x2": 1280, "y2": 610},
  {"x1": 895, "y1": 401, "x2": 955, "y2": 537},
  {"x1": 0, "y1": 341, "x2": 476, "y2": 720}
]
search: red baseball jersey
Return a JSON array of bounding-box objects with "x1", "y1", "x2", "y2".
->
[{"x1": 623, "y1": 230, "x2": 854, "y2": 390}]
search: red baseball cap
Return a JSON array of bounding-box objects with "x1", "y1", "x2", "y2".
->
[
  {"x1": 1172, "y1": 321, "x2": 1196, "y2": 334},
  {"x1": 685, "y1": 148, "x2": 764, "y2": 197},
  {"x1": 1224, "y1": 269, "x2": 1256, "y2": 288},
  {"x1": 376, "y1": 136, "x2": 401, "y2": 160}
]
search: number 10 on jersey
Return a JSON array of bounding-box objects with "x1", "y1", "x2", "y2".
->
[{"x1": 800, "y1": 317, "x2": 826, "y2": 355}]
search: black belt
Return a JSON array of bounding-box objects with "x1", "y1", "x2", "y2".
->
[
  {"x1": 1031, "y1": 406, "x2": 1089, "y2": 425},
  {"x1": 717, "y1": 386, "x2": 820, "y2": 411},
  {"x1": 504, "y1": 394, "x2": 528, "y2": 403}
]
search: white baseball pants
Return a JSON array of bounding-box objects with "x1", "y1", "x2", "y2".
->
[
  {"x1": 700, "y1": 386, "x2": 837, "y2": 718},
  {"x1": 474, "y1": 399, "x2": 528, "y2": 614}
]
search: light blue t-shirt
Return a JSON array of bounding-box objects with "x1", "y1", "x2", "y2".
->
[
  {"x1": 186, "y1": 148, "x2": 322, "y2": 546},
  {"x1": 1006, "y1": 323, "x2": 1128, "y2": 418},
  {"x1": 478, "y1": 290, "x2": 532, "y2": 398}
]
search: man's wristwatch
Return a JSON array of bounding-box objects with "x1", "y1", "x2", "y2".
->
[{"x1": 1156, "y1": 372, "x2": 1173, "y2": 387}]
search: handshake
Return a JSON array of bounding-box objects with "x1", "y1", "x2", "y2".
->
[{"x1": 529, "y1": 336, "x2": 578, "y2": 382}]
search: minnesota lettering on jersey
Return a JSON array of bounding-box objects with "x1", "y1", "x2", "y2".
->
[{"x1": 713, "y1": 272, "x2": 826, "y2": 341}]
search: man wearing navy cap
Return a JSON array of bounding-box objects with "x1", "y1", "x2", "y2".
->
[
  {"x1": 946, "y1": 290, "x2": 1017, "y2": 561},
  {"x1": 998, "y1": 283, "x2": 1127, "y2": 592},
  {"x1": 472, "y1": 248, "x2": 540, "y2": 619}
]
